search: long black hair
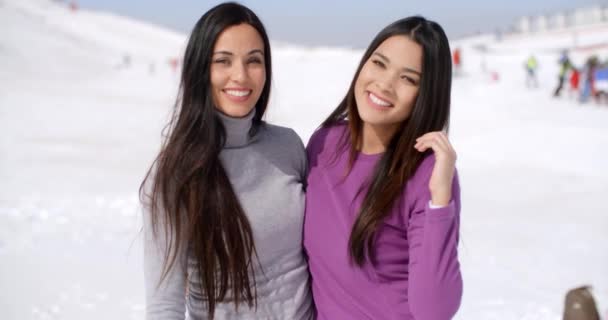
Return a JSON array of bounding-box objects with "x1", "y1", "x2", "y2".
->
[
  {"x1": 140, "y1": 2, "x2": 272, "y2": 318},
  {"x1": 323, "y1": 16, "x2": 452, "y2": 265}
]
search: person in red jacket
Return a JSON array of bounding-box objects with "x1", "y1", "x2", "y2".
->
[
  {"x1": 453, "y1": 47, "x2": 462, "y2": 75},
  {"x1": 569, "y1": 68, "x2": 580, "y2": 98}
]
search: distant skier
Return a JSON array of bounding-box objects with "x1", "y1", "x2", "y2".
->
[
  {"x1": 168, "y1": 57, "x2": 179, "y2": 73},
  {"x1": 580, "y1": 56, "x2": 599, "y2": 103},
  {"x1": 553, "y1": 51, "x2": 572, "y2": 97},
  {"x1": 525, "y1": 55, "x2": 538, "y2": 88},
  {"x1": 568, "y1": 68, "x2": 580, "y2": 98},
  {"x1": 453, "y1": 47, "x2": 462, "y2": 75},
  {"x1": 69, "y1": 1, "x2": 78, "y2": 12},
  {"x1": 593, "y1": 63, "x2": 608, "y2": 105}
]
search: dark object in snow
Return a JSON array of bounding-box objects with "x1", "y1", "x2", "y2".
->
[{"x1": 563, "y1": 286, "x2": 600, "y2": 320}]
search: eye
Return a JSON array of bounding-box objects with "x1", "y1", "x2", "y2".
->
[
  {"x1": 247, "y1": 57, "x2": 263, "y2": 64},
  {"x1": 213, "y1": 58, "x2": 230, "y2": 65},
  {"x1": 372, "y1": 59, "x2": 386, "y2": 68},
  {"x1": 401, "y1": 75, "x2": 418, "y2": 85}
]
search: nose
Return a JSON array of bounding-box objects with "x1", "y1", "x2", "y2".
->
[
  {"x1": 231, "y1": 61, "x2": 248, "y2": 83},
  {"x1": 375, "y1": 73, "x2": 395, "y2": 94}
]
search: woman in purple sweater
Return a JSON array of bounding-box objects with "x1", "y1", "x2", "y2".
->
[{"x1": 304, "y1": 16, "x2": 462, "y2": 319}]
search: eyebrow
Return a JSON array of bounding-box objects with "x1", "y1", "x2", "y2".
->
[
  {"x1": 213, "y1": 49, "x2": 264, "y2": 56},
  {"x1": 373, "y1": 52, "x2": 421, "y2": 76}
]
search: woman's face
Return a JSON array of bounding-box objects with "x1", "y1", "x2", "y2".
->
[
  {"x1": 210, "y1": 23, "x2": 266, "y2": 118},
  {"x1": 354, "y1": 35, "x2": 423, "y2": 130}
]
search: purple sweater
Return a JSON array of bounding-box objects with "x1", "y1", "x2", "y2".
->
[{"x1": 303, "y1": 125, "x2": 462, "y2": 320}]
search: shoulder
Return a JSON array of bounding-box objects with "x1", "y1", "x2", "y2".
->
[
  {"x1": 261, "y1": 122, "x2": 299, "y2": 138},
  {"x1": 258, "y1": 123, "x2": 304, "y2": 149},
  {"x1": 306, "y1": 122, "x2": 348, "y2": 157},
  {"x1": 257, "y1": 122, "x2": 307, "y2": 171}
]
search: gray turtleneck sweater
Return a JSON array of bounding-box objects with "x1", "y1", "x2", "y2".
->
[{"x1": 143, "y1": 110, "x2": 314, "y2": 320}]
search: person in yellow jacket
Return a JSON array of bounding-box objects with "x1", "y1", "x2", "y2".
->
[{"x1": 525, "y1": 55, "x2": 538, "y2": 88}]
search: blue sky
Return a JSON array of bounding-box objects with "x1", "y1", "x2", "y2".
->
[{"x1": 77, "y1": 0, "x2": 606, "y2": 48}]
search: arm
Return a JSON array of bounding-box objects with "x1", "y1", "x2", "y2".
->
[
  {"x1": 288, "y1": 128, "x2": 308, "y2": 185},
  {"x1": 407, "y1": 169, "x2": 462, "y2": 320},
  {"x1": 143, "y1": 204, "x2": 188, "y2": 320}
]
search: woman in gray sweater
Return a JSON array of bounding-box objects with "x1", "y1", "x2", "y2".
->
[{"x1": 140, "y1": 3, "x2": 313, "y2": 319}]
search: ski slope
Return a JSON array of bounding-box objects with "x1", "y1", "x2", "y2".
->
[{"x1": 1, "y1": 0, "x2": 607, "y2": 319}]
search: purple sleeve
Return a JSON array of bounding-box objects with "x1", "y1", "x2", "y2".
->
[{"x1": 407, "y1": 169, "x2": 462, "y2": 320}]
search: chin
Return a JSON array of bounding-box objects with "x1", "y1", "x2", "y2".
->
[
  {"x1": 361, "y1": 117, "x2": 393, "y2": 128},
  {"x1": 357, "y1": 106, "x2": 391, "y2": 126}
]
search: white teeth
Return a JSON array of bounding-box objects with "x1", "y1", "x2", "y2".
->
[
  {"x1": 225, "y1": 90, "x2": 251, "y2": 97},
  {"x1": 369, "y1": 92, "x2": 391, "y2": 107}
]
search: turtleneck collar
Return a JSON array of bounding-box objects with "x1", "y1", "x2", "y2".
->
[{"x1": 216, "y1": 108, "x2": 256, "y2": 148}]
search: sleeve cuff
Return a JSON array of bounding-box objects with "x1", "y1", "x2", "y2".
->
[
  {"x1": 428, "y1": 201, "x2": 446, "y2": 209},
  {"x1": 425, "y1": 199, "x2": 456, "y2": 222}
]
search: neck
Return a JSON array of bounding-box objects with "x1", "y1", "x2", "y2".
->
[
  {"x1": 216, "y1": 109, "x2": 256, "y2": 148},
  {"x1": 359, "y1": 122, "x2": 398, "y2": 155}
]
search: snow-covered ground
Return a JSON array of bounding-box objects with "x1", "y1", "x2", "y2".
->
[{"x1": 1, "y1": 0, "x2": 607, "y2": 319}]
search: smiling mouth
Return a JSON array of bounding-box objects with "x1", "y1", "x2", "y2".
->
[
  {"x1": 224, "y1": 89, "x2": 252, "y2": 98},
  {"x1": 367, "y1": 91, "x2": 393, "y2": 108}
]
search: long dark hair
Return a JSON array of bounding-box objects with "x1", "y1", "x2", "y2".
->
[
  {"x1": 322, "y1": 16, "x2": 452, "y2": 265},
  {"x1": 139, "y1": 2, "x2": 272, "y2": 318}
]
